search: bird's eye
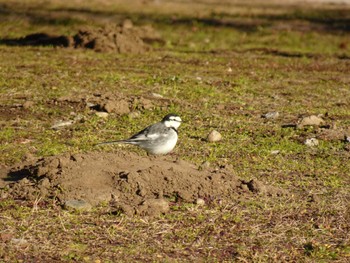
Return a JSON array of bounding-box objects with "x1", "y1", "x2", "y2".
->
[{"x1": 169, "y1": 116, "x2": 181, "y2": 122}]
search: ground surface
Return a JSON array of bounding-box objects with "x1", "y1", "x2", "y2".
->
[{"x1": 1, "y1": 0, "x2": 350, "y2": 262}]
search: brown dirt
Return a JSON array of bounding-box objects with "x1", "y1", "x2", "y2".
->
[
  {"x1": 1, "y1": 151, "x2": 285, "y2": 217},
  {"x1": 1, "y1": 21, "x2": 162, "y2": 53}
]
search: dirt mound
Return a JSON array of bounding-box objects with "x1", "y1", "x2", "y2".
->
[
  {"x1": 1, "y1": 152, "x2": 285, "y2": 216},
  {"x1": 1, "y1": 20, "x2": 162, "y2": 53}
]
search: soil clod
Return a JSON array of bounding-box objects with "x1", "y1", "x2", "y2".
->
[{"x1": 1, "y1": 151, "x2": 286, "y2": 216}]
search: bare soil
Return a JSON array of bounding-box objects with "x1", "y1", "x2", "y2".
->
[
  {"x1": 1, "y1": 21, "x2": 162, "y2": 53},
  {"x1": 1, "y1": 151, "x2": 284, "y2": 217}
]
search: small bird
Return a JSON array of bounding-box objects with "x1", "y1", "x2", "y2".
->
[{"x1": 96, "y1": 113, "x2": 182, "y2": 155}]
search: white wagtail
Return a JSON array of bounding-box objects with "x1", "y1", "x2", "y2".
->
[{"x1": 96, "y1": 113, "x2": 182, "y2": 155}]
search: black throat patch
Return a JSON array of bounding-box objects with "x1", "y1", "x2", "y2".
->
[{"x1": 170, "y1": 127, "x2": 178, "y2": 134}]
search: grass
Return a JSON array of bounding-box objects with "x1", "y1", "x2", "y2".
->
[{"x1": 1, "y1": 0, "x2": 350, "y2": 261}]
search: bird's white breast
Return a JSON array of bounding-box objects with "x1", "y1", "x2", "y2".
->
[{"x1": 148, "y1": 131, "x2": 178, "y2": 155}]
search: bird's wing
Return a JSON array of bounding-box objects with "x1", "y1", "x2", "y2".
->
[{"x1": 128, "y1": 123, "x2": 166, "y2": 141}]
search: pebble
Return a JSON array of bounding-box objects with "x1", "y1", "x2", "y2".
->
[
  {"x1": 51, "y1": 120, "x2": 74, "y2": 130},
  {"x1": 95, "y1": 112, "x2": 109, "y2": 118},
  {"x1": 270, "y1": 150, "x2": 280, "y2": 155},
  {"x1": 64, "y1": 199, "x2": 92, "y2": 211},
  {"x1": 207, "y1": 130, "x2": 222, "y2": 142},
  {"x1": 262, "y1": 111, "x2": 279, "y2": 119},
  {"x1": 196, "y1": 198, "x2": 205, "y2": 206},
  {"x1": 304, "y1": 138, "x2": 319, "y2": 147},
  {"x1": 128, "y1": 111, "x2": 141, "y2": 119},
  {"x1": 298, "y1": 115, "x2": 324, "y2": 128},
  {"x1": 151, "y1": 93, "x2": 163, "y2": 98},
  {"x1": 86, "y1": 102, "x2": 97, "y2": 108}
]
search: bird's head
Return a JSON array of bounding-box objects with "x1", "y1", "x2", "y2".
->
[{"x1": 162, "y1": 113, "x2": 182, "y2": 129}]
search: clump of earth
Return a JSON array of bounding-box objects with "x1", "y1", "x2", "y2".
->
[
  {"x1": 3, "y1": 20, "x2": 163, "y2": 53},
  {"x1": 1, "y1": 151, "x2": 285, "y2": 217}
]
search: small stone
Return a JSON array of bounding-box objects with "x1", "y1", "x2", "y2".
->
[
  {"x1": 227, "y1": 67, "x2": 232, "y2": 72},
  {"x1": 64, "y1": 199, "x2": 92, "y2": 211},
  {"x1": 262, "y1": 112, "x2": 279, "y2": 119},
  {"x1": 270, "y1": 150, "x2": 280, "y2": 155},
  {"x1": 207, "y1": 130, "x2": 222, "y2": 142},
  {"x1": 196, "y1": 198, "x2": 205, "y2": 206},
  {"x1": 86, "y1": 102, "x2": 97, "y2": 108},
  {"x1": 95, "y1": 112, "x2": 109, "y2": 118},
  {"x1": 128, "y1": 111, "x2": 140, "y2": 119},
  {"x1": 151, "y1": 93, "x2": 163, "y2": 98},
  {"x1": 298, "y1": 115, "x2": 324, "y2": 128},
  {"x1": 304, "y1": 138, "x2": 319, "y2": 147},
  {"x1": 51, "y1": 120, "x2": 74, "y2": 130},
  {"x1": 22, "y1": 101, "x2": 34, "y2": 109}
]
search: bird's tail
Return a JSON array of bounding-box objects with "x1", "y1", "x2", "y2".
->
[{"x1": 95, "y1": 140, "x2": 129, "y2": 146}]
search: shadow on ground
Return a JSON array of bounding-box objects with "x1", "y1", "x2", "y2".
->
[{"x1": 0, "y1": 2, "x2": 349, "y2": 34}]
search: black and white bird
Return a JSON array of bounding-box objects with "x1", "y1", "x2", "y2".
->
[{"x1": 96, "y1": 113, "x2": 182, "y2": 155}]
